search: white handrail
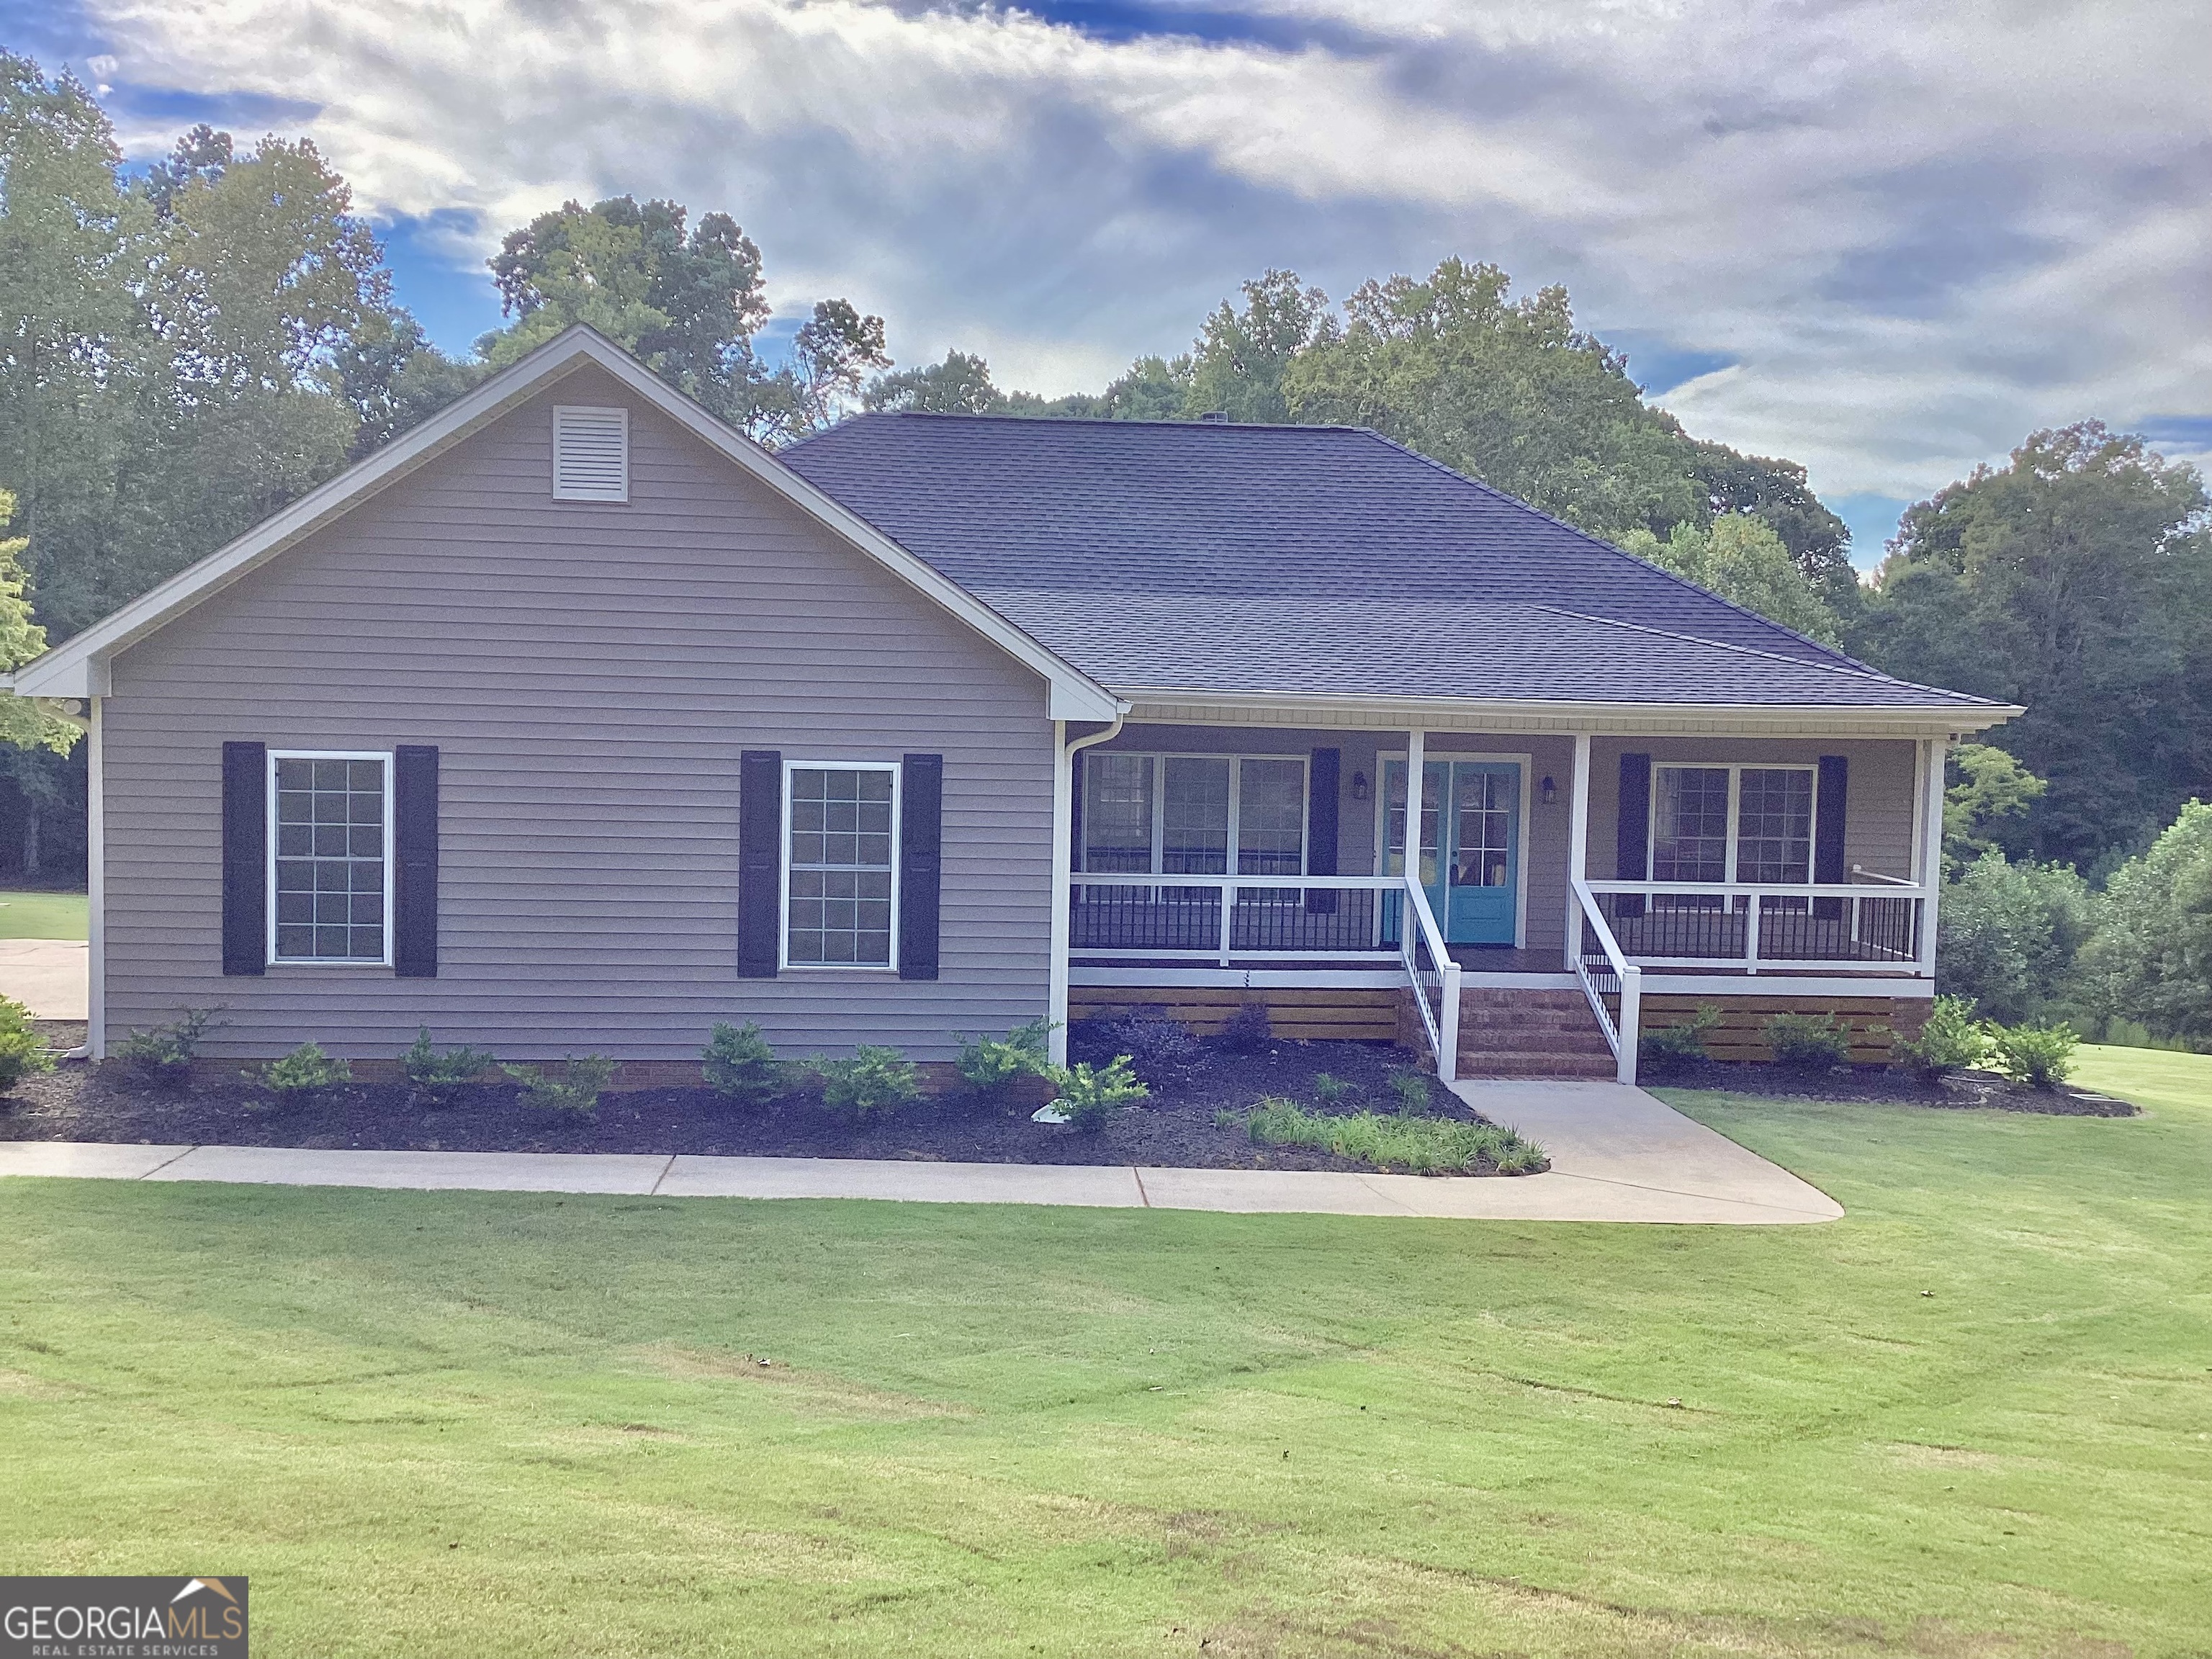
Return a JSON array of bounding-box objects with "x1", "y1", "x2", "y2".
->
[
  {"x1": 1583, "y1": 878, "x2": 1929, "y2": 899},
  {"x1": 1071, "y1": 873, "x2": 1400, "y2": 889},
  {"x1": 1573, "y1": 877, "x2": 1642, "y2": 1087},
  {"x1": 1398, "y1": 871, "x2": 1461, "y2": 1083},
  {"x1": 1849, "y1": 865, "x2": 1918, "y2": 886}
]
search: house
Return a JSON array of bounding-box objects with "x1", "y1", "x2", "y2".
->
[{"x1": 4, "y1": 328, "x2": 2015, "y2": 1087}]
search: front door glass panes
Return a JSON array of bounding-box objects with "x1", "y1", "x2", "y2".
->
[
  {"x1": 1161, "y1": 757, "x2": 1231, "y2": 874},
  {"x1": 787, "y1": 766, "x2": 895, "y2": 965},
  {"x1": 1652, "y1": 767, "x2": 1730, "y2": 883},
  {"x1": 1452, "y1": 766, "x2": 1514, "y2": 888},
  {"x1": 1380, "y1": 760, "x2": 1443, "y2": 888},
  {"x1": 273, "y1": 756, "x2": 387, "y2": 961},
  {"x1": 1736, "y1": 768, "x2": 1813, "y2": 884},
  {"x1": 1082, "y1": 753, "x2": 1154, "y2": 873},
  {"x1": 1236, "y1": 759, "x2": 1305, "y2": 876}
]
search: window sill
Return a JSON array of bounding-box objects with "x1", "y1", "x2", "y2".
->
[{"x1": 778, "y1": 965, "x2": 903, "y2": 976}]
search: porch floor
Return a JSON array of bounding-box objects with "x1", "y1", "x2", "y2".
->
[{"x1": 1447, "y1": 945, "x2": 1560, "y2": 974}]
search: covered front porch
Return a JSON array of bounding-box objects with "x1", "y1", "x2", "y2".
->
[{"x1": 1051, "y1": 710, "x2": 1950, "y2": 1085}]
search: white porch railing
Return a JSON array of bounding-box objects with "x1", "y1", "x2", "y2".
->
[
  {"x1": 1572, "y1": 878, "x2": 1642, "y2": 1087},
  {"x1": 1578, "y1": 878, "x2": 1930, "y2": 975},
  {"x1": 1397, "y1": 873, "x2": 1462, "y2": 1084},
  {"x1": 1066, "y1": 872, "x2": 1462, "y2": 1082}
]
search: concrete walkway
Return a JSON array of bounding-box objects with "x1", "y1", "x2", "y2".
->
[
  {"x1": 0, "y1": 938, "x2": 86, "y2": 1020},
  {"x1": 0, "y1": 1082, "x2": 1840, "y2": 1223}
]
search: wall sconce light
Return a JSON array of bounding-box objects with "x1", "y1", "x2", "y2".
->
[
  {"x1": 1351, "y1": 770, "x2": 1370, "y2": 801},
  {"x1": 1540, "y1": 775, "x2": 1557, "y2": 806}
]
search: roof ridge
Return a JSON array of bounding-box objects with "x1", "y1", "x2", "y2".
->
[
  {"x1": 801, "y1": 410, "x2": 1381, "y2": 437},
  {"x1": 1348, "y1": 428, "x2": 1869, "y2": 667}
]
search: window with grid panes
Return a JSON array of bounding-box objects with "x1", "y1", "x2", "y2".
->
[
  {"x1": 272, "y1": 755, "x2": 389, "y2": 961},
  {"x1": 786, "y1": 765, "x2": 896, "y2": 966}
]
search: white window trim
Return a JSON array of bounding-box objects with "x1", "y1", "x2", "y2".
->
[
  {"x1": 551, "y1": 403, "x2": 629, "y2": 503},
  {"x1": 1372, "y1": 750, "x2": 1533, "y2": 950},
  {"x1": 779, "y1": 758, "x2": 902, "y2": 973},
  {"x1": 266, "y1": 748, "x2": 395, "y2": 968},
  {"x1": 1078, "y1": 751, "x2": 1310, "y2": 877},
  {"x1": 1647, "y1": 760, "x2": 1820, "y2": 886}
]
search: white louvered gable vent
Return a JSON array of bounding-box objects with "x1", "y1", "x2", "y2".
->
[{"x1": 552, "y1": 405, "x2": 629, "y2": 502}]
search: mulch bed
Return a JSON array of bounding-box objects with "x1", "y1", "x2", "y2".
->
[
  {"x1": 0, "y1": 1020, "x2": 1526, "y2": 1174},
  {"x1": 1642, "y1": 1056, "x2": 2140, "y2": 1116}
]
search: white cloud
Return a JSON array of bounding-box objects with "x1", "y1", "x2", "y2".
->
[{"x1": 76, "y1": 0, "x2": 2212, "y2": 505}]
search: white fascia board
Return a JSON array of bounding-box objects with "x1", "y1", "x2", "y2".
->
[
  {"x1": 1110, "y1": 688, "x2": 2020, "y2": 739},
  {"x1": 12, "y1": 328, "x2": 1120, "y2": 721}
]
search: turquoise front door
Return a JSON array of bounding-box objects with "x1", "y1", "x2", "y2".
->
[{"x1": 1385, "y1": 759, "x2": 1523, "y2": 946}]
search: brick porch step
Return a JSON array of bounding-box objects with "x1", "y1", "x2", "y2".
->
[
  {"x1": 1455, "y1": 1051, "x2": 1619, "y2": 1080},
  {"x1": 1454, "y1": 985, "x2": 1619, "y2": 1081}
]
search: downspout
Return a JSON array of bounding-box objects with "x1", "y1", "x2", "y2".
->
[{"x1": 1047, "y1": 706, "x2": 1129, "y2": 1066}]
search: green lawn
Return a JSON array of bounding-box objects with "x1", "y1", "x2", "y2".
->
[
  {"x1": 2, "y1": 1063, "x2": 2209, "y2": 1654},
  {"x1": 0, "y1": 887, "x2": 86, "y2": 938}
]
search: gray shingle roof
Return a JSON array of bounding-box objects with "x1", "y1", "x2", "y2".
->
[{"x1": 779, "y1": 413, "x2": 1997, "y2": 711}]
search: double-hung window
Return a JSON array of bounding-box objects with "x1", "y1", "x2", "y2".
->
[
  {"x1": 783, "y1": 761, "x2": 899, "y2": 968},
  {"x1": 269, "y1": 751, "x2": 392, "y2": 964},
  {"x1": 1079, "y1": 753, "x2": 1308, "y2": 877},
  {"x1": 1650, "y1": 763, "x2": 1816, "y2": 899}
]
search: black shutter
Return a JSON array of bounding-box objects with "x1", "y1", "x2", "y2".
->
[
  {"x1": 900, "y1": 753, "x2": 943, "y2": 981},
  {"x1": 1305, "y1": 747, "x2": 1340, "y2": 913},
  {"x1": 1615, "y1": 752, "x2": 1651, "y2": 920},
  {"x1": 221, "y1": 741, "x2": 267, "y2": 975},
  {"x1": 1814, "y1": 755, "x2": 1848, "y2": 920},
  {"x1": 737, "y1": 750, "x2": 783, "y2": 976},
  {"x1": 393, "y1": 745, "x2": 440, "y2": 976}
]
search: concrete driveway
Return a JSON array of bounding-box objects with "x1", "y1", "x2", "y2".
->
[
  {"x1": 0, "y1": 938, "x2": 87, "y2": 1020},
  {"x1": 0, "y1": 1079, "x2": 1839, "y2": 1223},
  {"x1": 1448, "y1": 1079, "x2": 1843, "y2": 1223}
]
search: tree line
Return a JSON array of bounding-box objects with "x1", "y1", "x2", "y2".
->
[{"x1": 1, "y1": 52, "x2": 2206, "y2": 1042}]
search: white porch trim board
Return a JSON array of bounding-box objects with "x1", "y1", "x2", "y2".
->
[
  {"x1": 1050, "y1": 711, "x2": 1129, "y2": 1065},
  {"x1": 86, "y1": 696, "x2": 105, "y2": 1059}
]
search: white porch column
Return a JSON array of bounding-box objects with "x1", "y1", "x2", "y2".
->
[
  {"x1": 1916, "y1": 734, "x2": 1948, "y2": 981},
  {"x1": 86, "y1": 695, "x2": 104, "y2": 1057},
  {"x1": 1047, "y1": 719, "x2": 1072, "y2": 1064},
  {"x1": 1048, "y1": 711, "x2": 1127, "y2": 1066},
  {"x1": 1404, "y1": 727, "x2": 1426, "y2": 884},
  {"x1": 1564, "y1": 732, "x2": 1591, "y2": 971}
]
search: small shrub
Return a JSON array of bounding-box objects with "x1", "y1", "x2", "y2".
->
[
  {"x1": 400, "y1": 1028, "x2": 496, "y2": 1105},
  {"x1": 701, "y1": 1020, "x2": 793, "y2": 1107},
  {"x1": 503, "y1": 1054, "x2": 617, "y2": 1114},
  {"x1": 1984, "y1": 1020, "x2": 2078, "y2": 1089},
  {"x1": 1218, "y1": 1000, "x2": 1272, "y2": 1053},
  {"x1": 1764, "y1": 1011, "x2": 1852, "y2": 1071},
  {"x1": 956, "y1": 1017, "x2": 1051, "y2": 1095},
  {"x1": 0, "y1": 996, "x2": 54, "y2": 1093},
  {"x1": 814, "y1": 1045, "x2": 922, "y2": 1121},
  {"x1": 1310, "y1": 1071, "x2": 1357, "y2": 1110},
  {"x1": 1097, "y1": 1008, "x2": 1200, "y2": 1073},
  {"x1": 114, "y1": 1007, "x2": 220, "y2": 1090},
  {"x1": 1242, "y1": 1097, "x2": 1545, "y2": 1176},
  {"x1": 1640, "y1": 1003, "x2": 1722, "y2": 1066},
  {"x1": 1048, "y1": 1054, "x2": 1149, "y2": 1133},
  {"x1": 1385, "y1": 1069, "x2": 1431, "y2": 1116},
  {"x1": 1892, "y1": 996, "x2": 1988, "y2": 1081},
  {"x1": 251, "y1": 1042, "x2": 352, "y2": 1102}
]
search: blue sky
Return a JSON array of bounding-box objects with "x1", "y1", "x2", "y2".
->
[{"x1": 12, "y1": 0, "x2": 2207, "y2": 567}]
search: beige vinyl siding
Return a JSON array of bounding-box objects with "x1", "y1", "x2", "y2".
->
[
  {"x1": 1089, "y1": 724, "x2": 1576, "y2": 956},
  {"x1": 99, "y1": 365, "x2": 1055, "y2": 1061},
  {"x1": 1586, "y1": 737, "x2": 1920, "y2": 884}
]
